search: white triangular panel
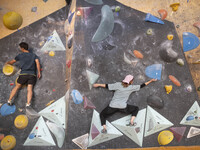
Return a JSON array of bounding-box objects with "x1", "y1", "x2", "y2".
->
[
  {"x1": 187, "y1": 126, "x2": 200, "y2": 138},
  {"x1": 86, "y1": 70, "x2": 99, "y2": 90},
  {"x1": 111, "y1": 108, "x2": 146, "y2": 147},
  {"x1": 41, "y1": 30, "x2": 66, "y2": 51},
  {"x1": 72, "y1": 133, "x2": 89, "y2": 149},
  {"x1": 144, "y1": 106, "x2": 173, "y2": 137},
  {"x1": 88, "y1": 110, "x2": 123, "y2": 147},
  {"x1": 39, "y1": 96, "x2": 66, "y2": 129},
  {"x1": 24, "y1": 116, "x2": 55, "y2": 146},
  {"x1": 180, "y1": 101, "x2": 200, "y2": 126}
]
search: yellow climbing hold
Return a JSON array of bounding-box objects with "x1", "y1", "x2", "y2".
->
[
  {"x1": 1, "y1": 135, "x2": 16, "y2": 150},
  {"x1": 158, "y1": 130, "x2": 174, "y2": 145},
  {"x1": 165, "y1": 85, "x2": 172, "y2": 94},
  {"x1": 49, "y1": 51, "x2": 55, "y2": 56},
  {"x1": 170, "y1": 3, "x2": 180, "y2": 12},
  {"x1": 46, "y1": 100, "x2": 55, "y2": 106},
  {"x1": 3, "y1": 64, "x2": 16, "y2": 76},
  {"x1": 3, "y1": 11, "x2": 23, "y2": 30},
  {"x1": 167, "y1": 34, "x2": 173, "y2": 40},
  {"x1": 14, "y1": 115, "x2": 28, "y2": 129}
]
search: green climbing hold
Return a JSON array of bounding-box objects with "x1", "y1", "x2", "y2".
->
[
  {"x1": 115, "y1": 6, "x2": 120, "y2": 12},
  {"x1": 147, "y1": 28, "x2": 153, "y2": 35},
  {"x1": 197, "y1": 86, "x2": 200, "y2": 91},
  {"x1": 176, "y1": 58, "x2": 184, "y2": 66}
]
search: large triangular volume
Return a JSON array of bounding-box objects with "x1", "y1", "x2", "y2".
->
[
  {"x1": 88, "y1": 110, "x2": 123, "y2": 147},
  {"x1": 86, "y1": 70, "x2": 99, "y2": 90},
  {"x1": 72, "y1": 133, "x2": 89, "y2": 149},
  {"x1": 170, "y1": 127, "x2": 186, "y2": 142},
  {"x1": 84, "y1": 96, "x2": 96, "y2": 109},
  {"x1": 187, "y1": 127, "x2": 200, "y2": 138},
  {"x1": 24, "y1": 116, "x2": 55, "y2": 146},
  {"x1": 39, "y1": 96, "x2": 66, "y2": 129},
  {"x1": 41, "y1": 30, "x2": 66, "y2": 51},
  {"x1": 144, "y1": 106, "x2": 174, "y2": 137},
  {"x1": 111, "y1": 108, "x2": 146, "y2": 147},
  {"x1": 180, "y1": 101, "x2": 200, "y2": 126}
]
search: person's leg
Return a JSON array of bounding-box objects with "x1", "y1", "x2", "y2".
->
[
  {"x1": 123, "y1": 104, "x2": 139, "y2": 125},
  {"x1": 100, "y1": 105, "x2": 118, "y2": 131},
  {"x1": 27, "y1": 84, "x2": 33, "y2": 106},
  {"x1": 8, "y1": 83, "x2": 22, "y2": 104}
]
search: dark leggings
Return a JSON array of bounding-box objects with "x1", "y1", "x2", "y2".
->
[{"x1": 100, "y1": 104, "x2": 139, "y2": 126}]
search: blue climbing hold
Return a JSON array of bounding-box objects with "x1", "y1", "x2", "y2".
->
[
  {"x1": 145, "y1": 13, "x2": 164, "y2": 25},
  {"x1": 71, "y1": 89, "x2": 83, "y2": 104},
  {"x1": 145, "y1": 64, "x2": 162, "y2": 80},
  {"x1": 0, "y1": 103, "x2": 16, "y2": 116},
  {"x1": 186, "y1": 116, "x2": 194, "y2": 121},
  {"x1": 183, "y1": 32, "x2": 200, "y2": 52},
  {"x1": 68, "y1": 11, "x2": 75, "y2": 24},
  {"x1": 29, "y1": 133, "x2": 35, "y2": 139}
]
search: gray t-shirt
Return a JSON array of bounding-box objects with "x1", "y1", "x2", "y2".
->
[{"x1": 108, "y1": 82, "x2": 140, "y2": 109}]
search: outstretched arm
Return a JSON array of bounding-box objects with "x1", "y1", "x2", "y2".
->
[
  {"x1": 6, "y1": 59, "x2": 16, "y2": 65},
  {"x1": 93, "y1": 83, "x2": 107, "y2": 88},
  {"x1": 145, "y1": 79, "x2": 157, "y2": 86},
  {"x1": 35, "y1": 59, "x2": 41, "y2": 79}
]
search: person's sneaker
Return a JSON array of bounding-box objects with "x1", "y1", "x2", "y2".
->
[
  {"x1": 126, "y1": 122, "x2": 137, "y2": 126},
  {"x1": 101, "y1": 129, "x2": 107, "y2": 134},
  {"x1": 26, "y1": 103, "x2": 31, "y2": 107},
  {"x1": 7, "y1": 100, "x2": 13, "y2": 106}
]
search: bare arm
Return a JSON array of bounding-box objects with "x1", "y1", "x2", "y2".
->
[
  {"x1": 145, "y1": 79, "x2": 157, "y2": 86},
  {"x1": 93, "y1": 83, "x2": 106, "y2": 88},
  {"x1": 6, "y1": 59, "x2": 16, "y2": 65},
  {"x1": 35, "y1": 59, "x2": 41, "y2": 79}
]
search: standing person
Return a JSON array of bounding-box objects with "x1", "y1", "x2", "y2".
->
[
  {"x1": 93, "y1": 75, "x2": 157, "y2": 133},
  {"x1": 6, "y1": 42, "x2": 41, "y2": 107}
]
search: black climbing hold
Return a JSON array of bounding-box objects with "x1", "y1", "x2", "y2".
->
[{"x1": 147, "y1": 95, "x2": 164, "y2": 109}]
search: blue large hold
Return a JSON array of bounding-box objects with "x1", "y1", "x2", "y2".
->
[
  {"x1": 71, "y1": 89, "x2": 83, "y2": 104},
  {"x1": 183, "y1": 32, "x2": 200, "y2": 52},
  {"x1": 145, "y1": 64, "x2": 162, "y2": 80},
  {"x1": 0, "y1": 103, "x2": 16, "y2": 116},
  {"x1": 145, "y1": 13, "x2": 164, "y2": 25},
  {"x1": 68, "y1": 11, "x2": 75, "y2": 24}
]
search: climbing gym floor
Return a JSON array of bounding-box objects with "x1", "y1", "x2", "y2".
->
[{"x1": 0, "y1": 0, "x2": 200, "y2": 149}]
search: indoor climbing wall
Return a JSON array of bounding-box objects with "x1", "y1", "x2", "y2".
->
[{"x1": 66, "y1": 0, "x2": 200, "y2": 148}]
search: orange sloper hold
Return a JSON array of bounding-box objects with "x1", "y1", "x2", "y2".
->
[
  {"x1": 169, "y1": 75, "x2": 181, "y2": 87},
  {"x1": 133, "y1": 50, "x2": 143, "y2": 59},
  {"x1": 158, "y1": 9, "x2": 167, "y2": 20}
]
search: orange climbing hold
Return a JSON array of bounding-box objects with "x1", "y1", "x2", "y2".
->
[
  {"x1": 170, "y1": 3, "x2": 180, "y2": 12},
  {"x1": 158, "y1": 9, "x2": 167, "y2": 20},
  {"x1": 169, "y1": 75, "x2": 181, "y2": 87},
  {"x1": 133, "y1": 50, "x2": 143, "y2": 59}
]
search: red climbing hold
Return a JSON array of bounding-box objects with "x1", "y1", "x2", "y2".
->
[
  {"x1": 91, "y1": 124, "x2": 100, "y2": 140},
  {"x1": 170, "y1": 127, "x2": 186, "y2": 142},
  {"x1": 52, "y1": 89, "x2": 56, "y2": 92},
  {"x1": 169, "y1": 75, "x2": 181, "y2": 87},
  {"x1": 36, "y1": 127, "x2": 38, "y2": 130},
  {"x1": 66, "y1": 60, "x2": 72, "y2": 68},
  {"x1": 133, "y1": 50, "x2": 143, "y2": 59},
  {"x1": 0, "y1": 133, "x2": 5, "y2": 140},
  {"x1": 158, "y1": 9, "x2": 167, "y2": 20},
  {"x1": 83, "y1": 96, "x2": 96, "y2": 109},
  {"x1": 10, "y1": 83, "x2": 14, "y2": 86}
]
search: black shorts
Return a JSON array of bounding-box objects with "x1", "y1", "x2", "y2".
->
[{"x1": 17, "y1": 75, "x2": 37, "y2": 86}]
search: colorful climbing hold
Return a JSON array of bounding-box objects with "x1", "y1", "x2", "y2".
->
[
  {"x1": 185, "y1": 84, "x2": 192, "y2": 93},
  {"x1": 170, "y1": 127, "x2": 186, "y2": 142},
  {"x1": 46, "y1": 100, "x2": 55, "y2": 106},
  {"x1": 165, "y1": 85, "x2": 172, "y2": 94},
  {"x1": 133, "y1": 50, "x2": 143, "y2": 59},
  {"x1": 158, "y1": 130, "x2": 174, "y2": 145},
  {"x1": 193, "y1": 22, "x2": 200, "y2": 37},
  {"x1": 197, "y1": 86, "x2": 200, "y2": 91},
  {"x1": 115, "y1": 6, "x2": 120, "y2": 12},
  {"x1": 49, "y1": 51, "x2": 55, "y2": 56},
  {"x1": 145, "y1": 64, "x2": 162, "y2": 80},
  {"x1": 183, "y1": 32, "x2": 200, "y2": 52},
  {"x1": 0, "y1": 103, "x2": 16, "y2": 116},
  {"x1": 176, "y1": 58, "x2": 184, "y2": 66},
  {"x1": 145, "y1": 13, "x2": 164, "y2": 25},
  {"x1": 186, "y1": 116, "x2": 194, "y2": 121},
  {"x1": 3, "y1": 64, "x2": 16, "y2": 76},
  {"x1": 158, "y1": 9, "x2": 167, "y2": 20},
  {"x1": 10, "y1": 83, "x2": 14, "y2": 86},
  {"x1": 66, "y1": 60, "x2": 72, "y2": 68},
  {"x1": 170, "y1": 3, "x2": 180, "y2": 11},
  {"x1": 14, "y1": 115, "x2": 28, "y2": 129},
  {"x1": 146, "y1": 28, "x2": 153, "y2": 35},
  {"x1": 167, "y1": 34, "x2": 173, "y2": 40},
  {"x1": 52, "y1": 89, "x2": 56, "y2": 92},
  {"x1": 169, "y1": 75, "x2": 181, "y2": 87},
  {"x1": 0, "y1": 134, "x2": 4, "y2": 141},
  {"x1": 71, "y1": 89, "x2": 83, "y2": 104},
  {"x1": 76, "y1": 11, "x2": 81, "y2": 16},
  {"x1": 0, "y1": 135, "x2": 16, "y2": 150},
  {"x1": 83, "y1": 96, "x2": 96, "y2": 109}
]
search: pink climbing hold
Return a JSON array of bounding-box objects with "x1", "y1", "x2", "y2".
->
[
  {"x1": 193, "y1": 22, "x2": 200, "y2": 37},
  {"x1": 170, "y1": 127, "x2": 186, "y2": 142},
  {"x1": 66, "y1": 60, "x2": 72, "y2": 68},
  {"x1": 158, "y1": 9, "x2": 168, "y2": 20},
  {"x1": 91, "y1": 124, "x2": 100, "y2": 140},
  {"x1": 84, "y1": 96, "x2": 96, "y2": 109},
  {"x1": 10, "y1": 83, "x2": 14, "y2": 86}
]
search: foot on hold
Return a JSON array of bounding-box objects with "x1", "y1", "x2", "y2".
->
[
  {"x1": 126, "y1": 122, "x2": 137, "y2": 126},
  {"x1": 101, "y1": 128, "x2": 107, "y2": 134},
  {"x1": 7, "y1": 100, "x2": 13, "y2": 106},
  {"x1": 26, "y1": 103, "x2": 31, "y2": 107}
]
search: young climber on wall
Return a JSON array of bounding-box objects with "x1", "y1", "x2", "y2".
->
[
  {"x1": 6, "y1": 42, "x2": 41, "y2": 107},
  {"x1": 93, "y1": 75, "x2": 157, "y2": 133}
]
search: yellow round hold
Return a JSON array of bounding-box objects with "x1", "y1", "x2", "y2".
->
[
  {"x1": 0, "y1": 135, "x2": 16, "y2": 150},
  {"x1": 3, "y1": 64, "x2": 16, "y2": 76},
  {"x1": 3, "y1": 11, "x2": 23, "y2": 30},
  {"x1": 158, "y1": 130, "x2": 174, "y2": 145},
  {"x1": 49, "y1": 51, "x2": 55, "y2": 56},
  {"x1": 167, "y1": 34, "x2": 174, "y2": 40},
  {"x1": 14, "y1": 115, "x2": 28, "y2": 129}
]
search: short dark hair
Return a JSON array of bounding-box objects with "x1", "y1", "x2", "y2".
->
[{"x1": 19, "y1": 42, "x2": 28, "y2": 50}]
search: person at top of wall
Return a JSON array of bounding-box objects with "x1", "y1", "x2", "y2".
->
[
  {"x1": 6, "y1": 42, "x2": 41, "y2": 107},
  {"x1": 93, "y1": 75, "x2": 157, "y2": 133}
]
